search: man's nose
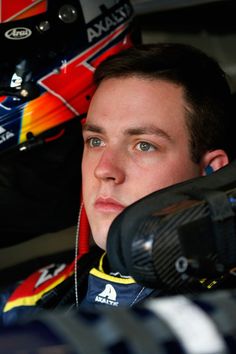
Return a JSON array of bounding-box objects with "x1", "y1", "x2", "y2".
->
[{"x1": 94, "y1": 148, "x2": 125, "y2": 184}]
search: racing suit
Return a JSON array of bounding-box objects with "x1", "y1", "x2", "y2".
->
[{"x1": 0, "y1": 246, "x2": 157, "y2": 326}]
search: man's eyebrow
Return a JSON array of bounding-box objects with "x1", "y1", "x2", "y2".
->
[
  {"x1": 125, "y1": 125, "x2": 171, "y2": 141},
  {"x1": 82, "y1": 123, "x2": 104, "y2": 133},
  {"x1": 82, "y1": 123, "x2": 171, "y2": 141}
]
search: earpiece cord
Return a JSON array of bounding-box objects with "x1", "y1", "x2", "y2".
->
[
  {"x1": 74, "y1": 203, "x2": 83, "y2": 308},
  {"x1": 74, "y1": 200, "x2": 90, "y2": 308}
]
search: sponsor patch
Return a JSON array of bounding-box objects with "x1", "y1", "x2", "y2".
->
[
  {"x1": 95, "y1": 284, "x2": 119, "y2": 306},
  {"x1": 5, "y1": 27, "x2": 32, "y2": 40}
]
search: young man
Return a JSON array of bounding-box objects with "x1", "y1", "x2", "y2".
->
[
  {"x1": 78, "y1": 43, "x2": 233, "y2": 309},
  {"x1": 1, "y1": 43, "x2": 234, "y2": 322},
  {"x1": 82, "y1": 43, "x2": 232, "y2": 252}
]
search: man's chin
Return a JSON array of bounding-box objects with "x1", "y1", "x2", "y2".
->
[
  {"x1": 91, "y1": 224, "x2": 112, "y2": 251},
  {"x1": 89, "y1": 211, "x2": 123, "y2": 249}
]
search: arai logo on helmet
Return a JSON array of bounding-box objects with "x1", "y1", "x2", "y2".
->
[{"x1": 4, "y1": 27, "x2": 32, "y2": 40}]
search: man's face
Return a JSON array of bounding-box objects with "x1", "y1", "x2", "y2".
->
[{"x1": 82, "y1": 77, "x2": 203, "y2": 250}]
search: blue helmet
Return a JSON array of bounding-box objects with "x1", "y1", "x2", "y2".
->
[{"x1": 0, "y1": 0, "x2": 134, "y2": 153}]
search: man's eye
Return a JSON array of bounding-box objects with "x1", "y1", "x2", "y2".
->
[
  {"x1": 136, "y1": 141, "x2": 155, "y2": 152},
  {"x1": 88, "y1": 137, "x2": 104, "y2": 147}
]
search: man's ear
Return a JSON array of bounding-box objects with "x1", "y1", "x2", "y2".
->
[{"x1": 200, "y1": 149, "x2": 229, "y2": 176}]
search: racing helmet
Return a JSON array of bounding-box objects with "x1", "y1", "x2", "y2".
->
[{"x1": 0, "y1": 0, "x2": 134, "y2": 153}]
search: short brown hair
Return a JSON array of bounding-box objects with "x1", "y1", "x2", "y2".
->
[{"x1": 94, "y1": 43, "x2": 234, "y2": 162}]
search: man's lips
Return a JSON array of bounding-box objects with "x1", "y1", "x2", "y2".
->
[{"x1": 94, "y1": 197, "x2": 125, "y2": 213}]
